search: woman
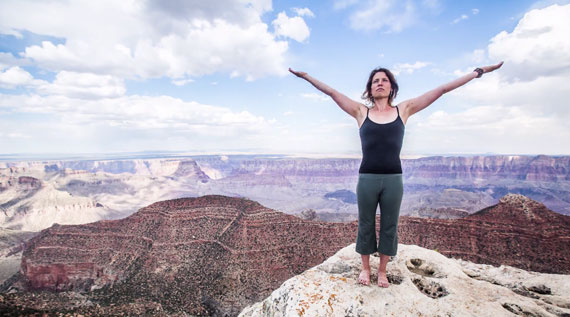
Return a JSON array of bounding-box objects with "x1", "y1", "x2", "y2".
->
[{"x1": 289, "y1": 61, "x2": 503, "y2": 287}]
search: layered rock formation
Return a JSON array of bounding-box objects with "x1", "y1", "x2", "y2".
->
[
  {"x1": 0, "y1": 174, "x2": 111, "y2": 232},
  {"x1": 1, "y1": 194, "x2": 569, "y2": 315},
  {"x1": 240, "y1": 243, "x2": 570, "y2": 316},
  {"x1": 11, "y1": 195, "x2": 355, "y2": 315},
  {"x1": 402, "y1": 155, "x2": 570, "y2": 181},
  {"x1": 399, "y1": 194, "x2": 570, "y2": 274},
  {"x1": 2, "y1": 154, "x2": 569, "y2": 237}
]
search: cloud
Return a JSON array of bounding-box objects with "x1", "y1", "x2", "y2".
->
[
  {"x1": 301, "y1": 92, "x2": 330, "y2": 102},
  {"x1": 171, "y1": 78, "x2": 195, "y2": 86},
  {"x1": 0, "y1": 66, "x2": 45, "y2": 88},
  {"x1": 452, "y1": 8, "x2": 479, "y2": 25},
  {"x1": 392, "y1": 61, "x2": 429, "y2": 75},
  {"x1": 333, "y1": 0, "x2": 358, "y2": 10},
  {"x1": 348, "y1": 0, "x2": 416, "y2": 32},
  {"x1": 0, "y1": 0, "x2": 289, "y2": 80},
  {"x1": 407, "y1": 104, "x2": 569, "y2": 154},
  {"x1": 0, "y1": 91, "x2": 360, "y2": 155},
  {"x1": 0, "y1": 52, "x2": 29, "y2": 69},
  {"x1": 408, "y1": 4, "x2": 570, "y2": 155},
  {"x1": 422, "y1": 0, "x2": 441, "y2": 10},
  {"x1": 337, "y1": 0, "x2": 443, "y2": 33},
  {"x1": 0, "y1": 67, "x2": 125, "y2": 99},
  {"x1": 487, "y1": 4, "x2": 570, "y2": 81},
  {"x1": 37, "y1": 71, "x2": 126, "y2": 99},
  {"x1": 452, "y1": 14, "x2": 469, "y2": 24},
  {"x1": 0, "y1": 93, "x2": 270, "y2": 134},
  {"x1": 292, "y1": 7, "x2": 315, "y2": 17},
  {"x1": 272, "y1": 12, "x2": 311, "y2": 42}
]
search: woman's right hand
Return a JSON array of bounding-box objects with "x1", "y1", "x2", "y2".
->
[{"x1": 289, "y1": 68, "x2": 307, "y2": 78}]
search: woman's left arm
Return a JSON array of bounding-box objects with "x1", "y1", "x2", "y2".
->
[{"x1": 399, "y1": 62, "x2": 503, "y2": 122}]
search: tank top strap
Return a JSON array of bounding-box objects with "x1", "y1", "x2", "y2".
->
[
  {"x1": 395, "y1": 105, "x2": 400, "y2": 117},
  {"x1": 366, "y1": 107, "x2": 370, "y2": 118}
]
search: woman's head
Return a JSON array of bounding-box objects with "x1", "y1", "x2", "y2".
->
[{"x1": 362, "y1": 67, "x2": 399, "y2": 106}]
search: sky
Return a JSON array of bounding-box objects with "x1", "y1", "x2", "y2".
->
[{"x1": 0, "y1": 0, "x2": 569, "y2": 157}]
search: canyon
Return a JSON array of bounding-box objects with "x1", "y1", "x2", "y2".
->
[
  {"x1": 1, "y1": 193, "x2": 568, "y2": 315},
  {"x1": 1, "y1": 154, "x2": 568, "y2": 234}
]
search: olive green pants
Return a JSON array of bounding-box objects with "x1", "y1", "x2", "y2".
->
[{"x1": 356, "y1": 173, "x2": 403, "y2": 256}]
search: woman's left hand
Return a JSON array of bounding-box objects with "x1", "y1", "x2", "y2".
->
[{"x1": 480, "y1": 61, "x2": 504, "y2": 74}]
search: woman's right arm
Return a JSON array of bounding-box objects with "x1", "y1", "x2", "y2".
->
[{"x1": 289, "y1": 68, "x2": 365, "y2": 121}]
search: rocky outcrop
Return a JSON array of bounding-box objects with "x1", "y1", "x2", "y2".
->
[{"x1": 240, "y1": 243, "x2": 570, "y2": 316}]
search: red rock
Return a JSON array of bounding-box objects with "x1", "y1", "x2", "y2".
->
[
  {"x1": 19, "y1": 195, "x2": 355, "y2": 315},
  {"x1": 398, "y1": 194, "x2": 570, "y2": 274},
  {"x1": 11, "y1": 194, "x2": 569, "y2": 315}
]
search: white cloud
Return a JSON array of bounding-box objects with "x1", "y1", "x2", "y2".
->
[
  {"x1": 452, "y1": 14, "x2": 469, "y2": 24},
  {"x1": 37, "y1": 71, "x2": 126, "y2": 99},
  {"x1": 488, "y1": 4, "x2": 570, "y2": 81},
  {"x1": 338, "y1": 0, "x2": 445, "y2": 33},
  {"x1": 0, "y1": 66, "x2": 45, "y2": 88},
  {"x1": 0, "y1": 67, "x2": 125, "y2": 99},
  {"x1": 0, "y1": 0, "x2": 289, "y2": 80},
  {"x1": 472, "y1": 8, "x2": 480, "y2": 15},
  {"x1": 333, "y1": 0, "x2": 358, "y2": 10},
  {"x1": 407, "y1": 4, "x2": 570, "y2": 155},
  {"x1": 171, "y1": 78, "x2": 195, "y2": 86},
  {"x1": 0, "y1": 52, "x2": 29, "y2": 69},
  {"x1": 469, "y1": 49, "x2": 486, "y2": 63},
  {"x1": 272, "y1": 12, "x2": 311, "y2": 42},
  {"x1": 392, "y1": 61, "x2": 429, "y2": 75},
  {"x1": 407, "y1": 105, "x2": 569, "y2": 154},
  {"x1": 0, "y1": 92, "x2": 361, "y2": 155},
  {"x1": 348, "y1": 0, "x2": 416, "y2": 32},
  {"x1": 293, "y1": 7, "x2": 315, "y2": 17},
  {"x1": 0, "y1": 93, "x2": 269, "y2": 133}
]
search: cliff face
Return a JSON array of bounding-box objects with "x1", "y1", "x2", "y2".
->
[
  {"x1": 18, "y1": 195, "x2": 355, "y2": 315},
  {"x1": 402, "y1": 155, "x2": 570, "y2": 181},
  {"x1": 1, "y1": 158, "x2": 210, "y2": 179},
  {"x1": 398, "y1": 194, "x2": 570, "y2": 274},
  {"x1": 2, "y1": 155, "x2": 569, "y2": 235}
]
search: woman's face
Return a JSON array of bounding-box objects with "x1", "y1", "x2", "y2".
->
[{"x1": 371, "y1": 71, "x2": 391, "y2": 99}]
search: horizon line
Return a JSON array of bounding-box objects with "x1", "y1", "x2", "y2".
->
[{"x1": 0, "y1": 151, "x2": 567, "y2": 162}]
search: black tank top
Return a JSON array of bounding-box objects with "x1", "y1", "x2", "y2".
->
[{"x1": 358, "y1": 106, "x2": 405, "y2": 174}]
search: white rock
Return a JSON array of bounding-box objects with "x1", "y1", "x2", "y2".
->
[{"x1": 240, "y1": 243, "x2": 570, "y2": 317}]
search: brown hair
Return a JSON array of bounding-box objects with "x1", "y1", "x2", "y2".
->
[{"x1": 361, "y1": 67, "x2": 399, "y2": 106}]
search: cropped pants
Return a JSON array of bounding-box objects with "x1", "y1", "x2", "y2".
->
[{"x1": 355, "y1": 173, "x2": 403, "y2": 256}]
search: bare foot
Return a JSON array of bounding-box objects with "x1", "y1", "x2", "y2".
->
[
  {"x1": 358, "y1": 269, "x2": 370, "y2": 286},
  {"x1": 378, "y1": 273, "x2": 390, "y2": 288}
]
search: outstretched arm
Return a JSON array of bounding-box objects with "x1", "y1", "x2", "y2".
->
[
  {"x1": 289, "y1": 68, "x2": 365, "y2": 121},
  {"x1": 399, "y1": 62, "x2": 503, "y2": 122}
]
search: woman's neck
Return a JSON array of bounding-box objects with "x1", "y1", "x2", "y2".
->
[{"x1": 372, "y1": 97, "x2": 391, "y2": 110}]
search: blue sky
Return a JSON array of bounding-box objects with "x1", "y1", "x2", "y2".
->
[{"x1": 1, "y1": 0, "x2": 569, "y2": 157}]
